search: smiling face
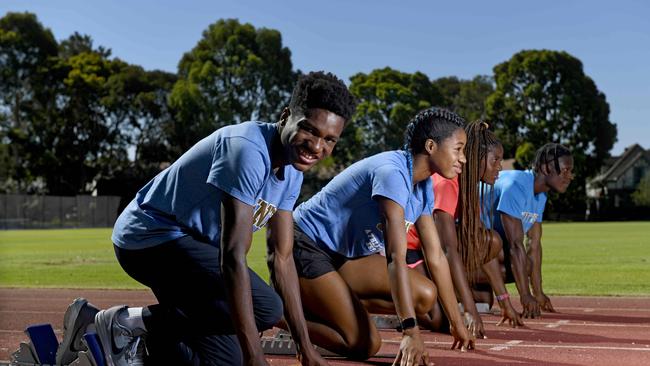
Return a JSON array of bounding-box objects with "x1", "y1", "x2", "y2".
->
[
  {"x1": 479, "y1": 144, "x2": 504, "y2": 185},
  {"x1": 544, "y1": 155, "x2": 574, "y2": 193},
  {"x1": 430, "y1": 128, "x2": 467, "y2": 179},
  {"x1": 279, "y1": 107, "x2": 346, "y2": 171}
]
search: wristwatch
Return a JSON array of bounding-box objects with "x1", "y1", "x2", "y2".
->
[{"x1": 399, "y1": 317, "x2": 417, "y2": 331}]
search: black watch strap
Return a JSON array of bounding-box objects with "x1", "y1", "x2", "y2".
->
[{"x1": 399, "y1": 317, "x2": 417, "y2": 331}]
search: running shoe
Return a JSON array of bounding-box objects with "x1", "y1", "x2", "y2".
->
[{"x1": 56, "y1": 297, "x2": 99, "y2": 366}]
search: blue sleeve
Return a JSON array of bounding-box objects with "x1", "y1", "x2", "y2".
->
[
  {"x1": 207, "y1": 136, "x2": 268, "y2": 206},
  {"x1": 536, "y1": 195, "x2": 547, "y2": 222},
  {"x1": 371, "y1": 164, "x2": 410, "y2": 209},
  {"x1": 278, "y1": 171, "x2": 304, "y2": 211},
  {"x1": 496, "y1": 180, "x2": 526, "y2": 220},
  {"x1": 420, "y1": 176, "x2": 434, "y2": 216}
]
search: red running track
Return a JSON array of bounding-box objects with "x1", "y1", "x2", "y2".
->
[{"x1": 1, "y1": 288, "x2": 649, "y2": 365}]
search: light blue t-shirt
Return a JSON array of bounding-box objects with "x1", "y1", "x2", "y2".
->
[
  {"x1": 294, "y1": 150, "x2": 434, "y2": 258},
  {"x1": 481, "y1": 170, "x2": 547, "y2": 236},
  {"x1": 112, "y1": 121, "x2": 303, "y2": 250}
]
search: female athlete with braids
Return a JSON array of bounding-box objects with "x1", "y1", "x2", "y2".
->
[
  {"x1": 290, "y1": 107, "x2": 473, "y2": 365},
  {"x1": 406, "y1": 121, "x2": 523, "y2": 339},
  {"x1": 482, "y1": 143, "x2": 574, "y2": 318}
]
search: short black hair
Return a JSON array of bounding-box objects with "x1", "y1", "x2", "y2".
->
[
  {"x1": 532, "y1": 143, "x2": 572, "y2": 174},
  {"x1": 289, "y1": 71, "x2": 357, "y2": 122},
  {"x1": 403, "y1": 107, "x2": 465, "y2": 153}
]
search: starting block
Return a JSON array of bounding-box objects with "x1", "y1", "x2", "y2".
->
[
  {"x1": 261, "y1": 330, "x2": 339, "y2": 357},
  {"x1": 10, "y1": 323, "x2": 105, "y2": 366},
  {"x1": 370, "y1": 314, "x2": 401, "y2": 330},
  {"x1": 11, "y1": 323, "x2": 58, "y2": 365}
]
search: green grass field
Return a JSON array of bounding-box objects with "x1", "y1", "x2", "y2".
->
[{"x1": 1, "y1": 222, "x2": 649, "y2": 295}]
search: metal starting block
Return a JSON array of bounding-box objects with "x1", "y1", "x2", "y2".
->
[
  {"x1": 11, "y1": 324, "x2": 58, "y2": 365},
  {"x1": 370, "y1": 314, "x2": 401, "y2": 330},
  {"x1": 9, "y1": 323, "x2": 105, "y2": 366},
  {"x1": 261, "y1": 331, "x2": 339, "y2": 357}
]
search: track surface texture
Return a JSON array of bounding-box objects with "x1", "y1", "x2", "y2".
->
[{"x1": 1, "y1": 288, "x2": 649, "y2": 365}]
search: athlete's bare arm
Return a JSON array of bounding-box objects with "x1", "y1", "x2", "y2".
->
[
  {"x1": 500, "y1": 213, "x2": 541, "y2": 318},
  {"x1": 220, "y1": 194, "x2": 269, "y2": 366}
]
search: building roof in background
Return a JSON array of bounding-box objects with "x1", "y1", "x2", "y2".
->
[{"x1": 590, "y1": 144, "x2": 648, "y2": 184}]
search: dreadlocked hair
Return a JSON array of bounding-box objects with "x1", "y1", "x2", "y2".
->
[
  {"x1": 532, "y1": 143, "x2": 572, "y2": 175},
  {"x1": 289, "y1": 71, "x2": 357, "y2": 123},
  {"x1": 402, "y1": 107, "x2": 465, "y2": 153},
  {"x1": 457, "y1": 121, "x2": 501, "y2": 285}
]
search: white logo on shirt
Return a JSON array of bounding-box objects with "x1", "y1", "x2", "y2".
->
[
  {"x1": 365, "y1": 229, "x2": 383, "y2": 252},
  {"x1": 253, "y1": 199, "x2": 277, "y2": 229},
  {"x1": 521, "y1": 211, "x2": 539, "y2": 224}
]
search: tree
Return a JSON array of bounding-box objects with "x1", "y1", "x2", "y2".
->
[
  {"x1": 632, "y1": 174, "x2": 650, "y2": 207},
  {"x1": 432, "y1": 75, "x2": 494, "y2": 122},
  {"x1": 168, "y1": 19, "x2": 296, "y2": 154},
  {"x1": 0, "y1": 12, "x2": 58, "y2": 192},
  {"x1": 514, "y1": 141, "x2": 535, "y2": 169},
  {"x1": 486, "y1": 50, "x2": 617, "y2": 213},
  {"x1": 348, "y1": 67, "x2": 441, "y2": 159}
]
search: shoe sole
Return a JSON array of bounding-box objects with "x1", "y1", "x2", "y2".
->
[
  {"x1": 95, "y1": 306, "x2": 127, "y2": 366},
  {"x1": 56, "y1": 298, "x2": 98, "y2": 366}
]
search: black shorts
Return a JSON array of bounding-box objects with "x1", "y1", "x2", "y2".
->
[
  {"x1": 500, "y1": 237, "x2": 516, "y2": 283},
  {"x1": 293, "y1": 225, "x2": 349, "y2": 279},
  {"x1": 406, "y1": 248, "x2": 424, "y2": 266}
]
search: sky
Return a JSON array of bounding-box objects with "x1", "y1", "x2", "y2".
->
[{"x1": 2, "y1": 0, "x2": 648, "y2": 155}]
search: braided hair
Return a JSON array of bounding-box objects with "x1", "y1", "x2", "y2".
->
[
  {"x1": 532, "y1": 143, "x2": 572, "y2": 175},
  {"x1": 402, "y1": 107, "x2": 465, "y2": 153},
  {"x1": 457, "y1": 121, "x2": 502, "y2": 284}
]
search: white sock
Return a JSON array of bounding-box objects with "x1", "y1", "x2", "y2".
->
[{"x1": 118, "y1": 307, "x2": 147, "y2": 333}]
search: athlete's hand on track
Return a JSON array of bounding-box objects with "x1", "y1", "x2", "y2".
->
[
  {"x1": 392, "y1": 330, "x2": 432, "y2": 366},
  {"x1": 536, "y1": 293, "x2": 556, "y2": 313},
  {"x1": 299, "y1": 348, "x2": 330, "y2": 366},
  {"x1": 464, "y1": 311, "x2": 486, "y2": 339},
  {"x1": 245, "y1": 353, "x2": 270, "y2": 366},
  {"x1": 520, "y1": 294, "x2": 541, "y2": 318},
  {"x1": 496, "y1": 302, "x2": 525, "y2": 328},
  {"x1": 450, "y1": 322, "x2": 475, "y2": 351}
]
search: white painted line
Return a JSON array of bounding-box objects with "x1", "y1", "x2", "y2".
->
[
  {"x1": 484, "y1": 320, "x2": 650, "y2": 328},
  {"x1": 557, "y1": 307, "x2": 650, "y2": 312},
  {"x1": 546, "y1": 320, "x2": 570, "y2": 328},
  {"x1": 0, "y1": 310, "x2": 61, "y2": 315},
  {"x1": 490, "y1": 340, "x2": 522, "y2": 351},
  {"x1": 383, "y1": 339, "x2": 650, "y2": 352}
]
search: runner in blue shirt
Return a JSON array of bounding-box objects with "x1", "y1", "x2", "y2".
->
[
  {"x1": 58, "y1": 72, "x2": 356, "y2": 366},
  {"x1": 292, "y1": 108, "x2": 473, "y2": 365},
  {"x1": 482, "y1": 143, "x2": 574, "y2": 319}
]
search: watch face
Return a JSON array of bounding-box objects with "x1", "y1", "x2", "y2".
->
[{"x1": 400, "y1": 317, "x2": 417, "y2": 331}]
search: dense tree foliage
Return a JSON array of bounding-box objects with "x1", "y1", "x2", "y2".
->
[
  {"x1": 168, "y1": 19, "x2": 297, "y2": 154},
  {"x1": 433, "y1": 75, "x2": 494, "y2": 122},
  {"x1": 1, "y1": 13, "x2": 620, "y2": 218},
  {"x1": 0, "y1": 12, "x2": 58, "y2": 193},
  {"x1": 348, "y1": 67, "x2": 441, "y2": 158},
  {"x1": 486, "y1": 50, "x2": 617, "y2": 213},
  {"x1": 632, "y1": 174, "x2": 650, "y2": 207}
]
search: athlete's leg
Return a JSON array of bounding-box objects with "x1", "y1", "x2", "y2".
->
[
  {"x1": 338, "y1": 253, "x2": 437, "y2": 316},
  {"x1": 298, "y1": 271, "x2": 381, "y2": 359},
  {"x1": 116, "y1": 236, "x2": 282, "y2": 365}
]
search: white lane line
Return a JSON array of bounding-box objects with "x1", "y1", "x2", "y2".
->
[
  {"x1": 484, "y1": 320, "x2": 650, "y2": 328},
  {"x1": 546, "y1": 320, "x2": 570, "y2": 328},
  {"x1": 490, "y1": 340, "x2": 522, "y2": 351},
  {"x1": 383, "y1": 339, "x2": 650, "y2": 352},
  {"x1": 557, "y1": 307, "x2": 650, "y2": 312},
  {"x1": 0, "y1": 310, "x2": 61, "y2": 315}
]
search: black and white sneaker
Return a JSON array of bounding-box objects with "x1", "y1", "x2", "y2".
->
[
  {"x1": 95, "y1": 306, "x2": 145, "y2": 366},
  {"x1": 56, "y1": 297, "x2": 99, "y2": 366}
]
